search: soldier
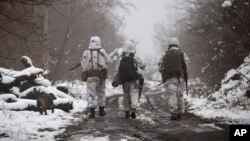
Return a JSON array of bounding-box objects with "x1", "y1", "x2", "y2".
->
[
  {"x1": 81, "y1": 36, "x2": 112, "y2": 118},
  {"x1": 158, "y1": 37, "x2": 190, "y2": 120},
  {"x1": 113, "y1": 40, "x2": 146, "y2": 119}
]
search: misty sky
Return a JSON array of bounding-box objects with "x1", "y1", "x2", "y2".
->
[{"x1": 124, "y1": 0, "x2": 167, "y2": 56}]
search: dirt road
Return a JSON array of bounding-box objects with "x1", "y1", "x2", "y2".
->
[{"x1": 55, "y1": 86, "x2": 229, "y2": 141}]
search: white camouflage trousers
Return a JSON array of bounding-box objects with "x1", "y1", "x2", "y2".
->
[
  {"x1": 122, "y1": 81, "x2": 139, "y2": 111},
  {"x1": 165, "y1": 78, "x2": 186, "y2": 114},
  {"x1": 87, "y1": 77, "x2": 106, "y2": 108}
]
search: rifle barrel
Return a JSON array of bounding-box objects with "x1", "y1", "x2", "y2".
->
[
  {"x1": 69, "y1": 63, "x2": 81, "y2": 71},
  {"x1": 235, "y1": 69, "x2": 250, "y2": 82}
]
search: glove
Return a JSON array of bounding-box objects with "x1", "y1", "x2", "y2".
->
[{"x1": 112, "y1": 81, "x2": 119, "y2": 87}]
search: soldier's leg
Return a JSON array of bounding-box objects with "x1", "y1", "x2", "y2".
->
[
  {"x1": 165, "y1": 78, "x2": 179, "y2": 120},
  {"x1": 96, "y1": 79, "x2": 106, "y2": 107},
  {"x1": 122, "y1": 82, "x2": 131, "y2": 118},
  {"x1": 87, "y1": 77, "x2": 98, "y2": 118},
  {"x1": 97, "y1": 79, "x2": 106, "y2": 116},
  {"x1": 177, "y1": 79, "x2": 186, "y2": 117},
  {"x1": 130, "y1": 82, "x2": 139, "y2": 119}
]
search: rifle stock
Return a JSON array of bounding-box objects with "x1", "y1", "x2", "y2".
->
[
  {"x1": 235, "y1": 69, "x2": 250, "y2": 82},
  {"x1": 69, "y1": 63, "x2": 81, "y2": 71},
  {"x1": 138, "y1": 74, "x2": 144, "y2": 101},
  {"x1": 184, "y1": 69, "x2": 188, "y2": 95}
]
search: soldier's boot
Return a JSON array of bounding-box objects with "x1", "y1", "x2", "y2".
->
[
  {"x1": 88, "y1": 108, "x2": 95, "y2": 119},
  {"x1": 99, "y1": 106, "x2": 106, "y2": 117},
  {"x1": 177, "y1": 113, "x2": 182, "y2": 120},
  {"x1": 170, "y1": 113, "x2": 178, "y2": 120},
  {"x1": 131, "y1": 108, "x2": 136, "y2": 119},
  {"x1": 131, "y1": 112, "x2": 136, "y2": 119},
  {"x1": 125, "y1": 111, "x2": 130, "y2": 119}
]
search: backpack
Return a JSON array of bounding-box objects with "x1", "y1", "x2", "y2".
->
[
  {"x1": 119, "y1": 54, "x2": 138, "y2": 82},
  {"x1": 86, "y1": 49, "x2": 107, "y2": 80},
  {"x1": 161, "y1": 48, "x2": 184, "y2": 80}
]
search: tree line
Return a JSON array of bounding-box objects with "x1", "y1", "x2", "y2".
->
[
  {"x1": 0, "y1": 0, "x2": 131, "y2": 81},
  {"x1": 155, "y1": 0, "x2": 250, "y2": 87}
]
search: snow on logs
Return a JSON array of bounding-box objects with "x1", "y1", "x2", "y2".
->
[{"x1": 0, "y1": 56, "x2": 73, "y2": 113}]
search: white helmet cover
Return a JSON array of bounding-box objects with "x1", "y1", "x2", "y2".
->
[
  {"x1": 89, "y1": 36, "x2": 101, "y2": 48},
  {"x1": 124, "y1": 40, "x2": 136, "y2": 54},
  {"x1": 168, "y1": 37, "x2": 179, "y2": 47}
]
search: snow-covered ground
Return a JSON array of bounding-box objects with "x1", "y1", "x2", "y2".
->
[
  {"x1": 0, "y1": 101, "x2": 85, "y2": 141},
  {"x1": 148, "y1": 58, "x2": 250, "y2": 124},
  {"x1": 186, "y1": 54, "x2": 250, "y2": 124},
  {"x1": 2, "y1": 54, "x2": 250, "y2": 140},
  {"x1": 0, "y1": 80, "x2": 123, "y2": 141}
]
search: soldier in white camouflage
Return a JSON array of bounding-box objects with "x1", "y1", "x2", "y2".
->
[
  {"x1": 81, "y1": 36, "x2": 112, "y2": 119},
  {"x1": 114, "y1": 40, "x2": 146, "y2": 119},
  {"x1": 158, "y1": 37, "x2": 190, "y2": 120}
]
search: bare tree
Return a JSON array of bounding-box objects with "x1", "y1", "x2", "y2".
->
[
  {"x1": 47, "y1": 0, "x2": 132, "y2": 81},
  {"x1": 0, "y1": 0, "x2": 69, "y2": 68},
  {"x1": 0, "y1": 0, "x2": 131, "y2": 82},
  {"x1": 155, "y1": 0, "x2": 250, "y2": 85}
]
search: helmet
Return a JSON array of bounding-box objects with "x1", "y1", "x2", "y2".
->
[
  {"x1": 168, "y1": 37, "x2": 179, "y2": 47},
  {"x1": 124, "y1": 40, "x2": 136, "y2": 54},
  {"x1": 89, "y1": 36, "x2": 101, "y2": 48}
]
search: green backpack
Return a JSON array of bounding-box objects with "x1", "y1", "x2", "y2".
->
[{"x1": 161, "y1": 49, "x2": 183, "y2": 79}]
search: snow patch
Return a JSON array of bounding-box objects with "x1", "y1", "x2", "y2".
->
[
  {"x1": 1, "y1": 74, "x2": 15, "y2": 84},
  {"x1": 0, "y1": 94, "x2": 17, "y2": 102},
  {"x1": 187, "y1": 53, "x2": 250, "y2": 124},
  {"x1": 80, "y1": 136, "x2": 110, "y2": 141},
  {"x1": 137, "y1": 114, "x2": 158, "y2": 126},
  {"x1": 222, "y1": 0, "x2": 232, "y2": 8},
  {"x1": 13, "y1": 67, "x2": 43, "y2": 78},
  {"x1": 199, "y1": 124, "x2": 223, "y2": 130}
]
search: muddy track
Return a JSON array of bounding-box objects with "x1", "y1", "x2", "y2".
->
[{"x1": 55, "y1": 92, "x2": 229, "y2": 141}]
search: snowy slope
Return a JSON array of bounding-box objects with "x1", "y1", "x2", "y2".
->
[{"x1": 186, "y1": 54, "x2": 250, "y2": 124}]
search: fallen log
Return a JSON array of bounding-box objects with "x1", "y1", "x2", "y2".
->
[
  {"x1": 0, "y1": 94, "x2": 17, "y2": 103},
  {"x1": 0, "y1": 98, "x2": 73, "y2": 113}
]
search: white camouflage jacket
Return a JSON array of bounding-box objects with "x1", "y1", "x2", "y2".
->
[{"x1": 81, "y1": 46, "x2": 112, "y2": 72}]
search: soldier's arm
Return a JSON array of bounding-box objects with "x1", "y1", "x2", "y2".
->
[
  {"x1": 135, "y1": 56, "x2": 146, "y2": 70},
  {"x1": 109, "y1": 49, "x2": 119, "y2": 60},
  {"x1": 158, "y1": 55, "x2": 164, "y2": 73},
  {"x1": 100, "y1": 49, "x2": 112, "y2": 65},
  {"x1": 81, "y1": 50, "x2": 89, "y2": 72},
  {"x1": 114, "y1": 58, "x2": 121, "y2": 76},
  {"x1": 183, "y1": 52, "x2": 190, "y2": 70}
]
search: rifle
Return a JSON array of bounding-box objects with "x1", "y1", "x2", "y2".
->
[
  {"x1": 156, "y1": 82, "x2": 165, "y2": 87},
  {"x1": 181, "y1": 52, "x2": 189, "y2": 95},
  {"x1": 235, "y1": 69, "x2": 250, "y2": 82},
  {"x1": 69, "y1": 63, "x2": 81, "y2": 71},
  {"x1": 184, "y1": 69, "x2": 188, "y2": 95},
  {"x1": 138, "y1": 74, "x2": 144, "y2": 101}
]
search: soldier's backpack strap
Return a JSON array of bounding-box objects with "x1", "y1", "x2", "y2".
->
[
  {"x1": 89, "y1": 49, "x2": 94, "y2": 69},
  {"x1": 89, "y1": 49, "x2": 105, "y2": 70}
]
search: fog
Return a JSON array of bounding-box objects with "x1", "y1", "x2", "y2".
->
[
  {"x1": 124, "y1": 0, "x2": 186, "y2": 59},
  {"x1": 1, "y1": 0, "x2": 249, "y2": 84},
  {"x1": 124, "y1": 0, "x2": 166, "y2": 57}
]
